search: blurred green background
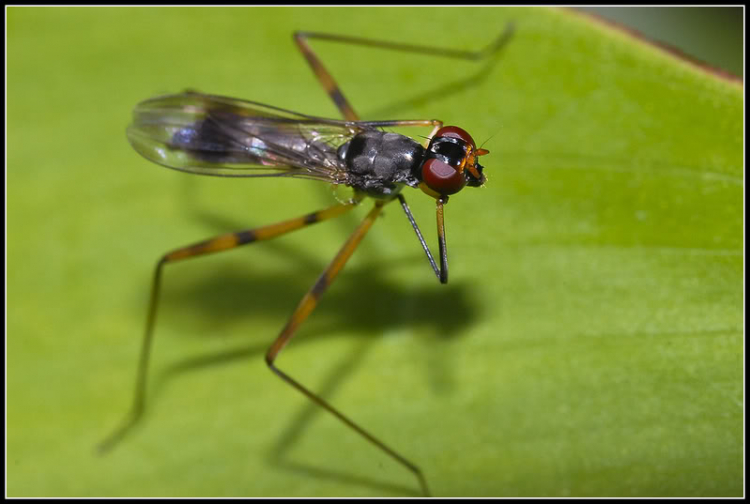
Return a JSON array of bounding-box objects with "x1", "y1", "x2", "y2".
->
[
  {"x1": 7, "y1": 6, "x2": 743, "y2": 498},
  {"x1": 578, "y1": 7, "x2": 743, "y2": 77}
]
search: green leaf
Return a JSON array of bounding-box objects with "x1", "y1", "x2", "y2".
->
[{"x1": 7, "y1": 6, "x2": 742, "y2": 497}]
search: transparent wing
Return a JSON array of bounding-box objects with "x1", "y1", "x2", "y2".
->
[{"x1": 127, "y1": 92, "x2": 368, "y2": 181}]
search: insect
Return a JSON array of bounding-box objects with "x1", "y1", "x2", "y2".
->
[{"x1": 100, "y1": 25, "x2": 515, "y2": 496}]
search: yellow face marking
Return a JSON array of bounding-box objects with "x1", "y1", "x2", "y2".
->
[
  {"x1": 457, "y1": 148, "x2": 469, "y2": 174},
  {"x1": 462, "y1": 146, "x2": 483, "y2": 181},
  {"x1": 467, "y1": 161, "x2": 482, "y2": 181},
  {"x1": 456, "y1": 145, "x2": 485, "y2": 181}
]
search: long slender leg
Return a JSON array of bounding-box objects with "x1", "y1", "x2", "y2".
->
[
  {"x1": 435, "y1": 197, "x2": 449, "y2": 284},
  {"x1": 397, "y1": 194, "x2": 449, "y2": 284},
  {"x1": 294, "y1": 32, "x2": 359, "y2": 121},
  {"x1": 98, "y1": 200, "x2": 358, "y2": 454},
  {"x1": 294, "y1": 23, "x2": 515, "y2": 121},
  {"x1": 265, "y1": 202, "x2": 430, "y2": 496},
  {"x1": 397, "y1": 194, "x2": 440, "y2": 282}
]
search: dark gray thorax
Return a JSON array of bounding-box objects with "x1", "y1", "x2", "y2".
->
[{"x1": 337, "y1": 130, "x2": 425, "y2": 197}]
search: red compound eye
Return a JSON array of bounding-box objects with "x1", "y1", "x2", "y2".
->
[
  {"x1": 422, "y1": 158, "x2": 466, "y2": 196},
  {"x1": 435, "y1": 126, "x2": 476, "y2": 148}
]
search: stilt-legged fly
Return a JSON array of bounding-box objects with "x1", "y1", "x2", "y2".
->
[{"x1": 101, "y1": 24, "x2": 515, "y2": 496}]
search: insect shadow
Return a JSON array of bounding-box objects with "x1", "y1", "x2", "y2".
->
[
  {"x1": 127, "y1": 224, "x2": 480, "y2": 496},
  {"x1": 120, "y1": 25, "x2": 513, "y2": 495},
  {"x1": 362, "y1": 27, "x2": 514, "y2": 121}
]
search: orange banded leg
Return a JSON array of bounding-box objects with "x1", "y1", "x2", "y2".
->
[
  {"x1": 294, "y1": 24, "x2": 516, "y2": 122},
  {"x1": 265, "y1": 202, "x2": 430, "y2": 496},
  {"x1": 294, "y1": 31, "x2": 359, "y2": 121},
  {"x1": 98, "y1": 200, "x2": 358, "y2": 454}
]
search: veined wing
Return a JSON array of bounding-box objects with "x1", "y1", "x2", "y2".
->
[{"x1": 127, "y1": 92, "x2": 367, "y2": 181}]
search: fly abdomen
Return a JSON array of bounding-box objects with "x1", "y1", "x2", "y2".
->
[
  {"x1": 171, "y1": 117, "x2": 243, "y2": 164},
  {"x1": 338, "y1": 130, "x2": 424, "y2": 197}
]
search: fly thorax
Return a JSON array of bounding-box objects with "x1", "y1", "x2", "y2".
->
[{"x1": 338, "y1": 131, "x2": 425, "y2": 196}]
